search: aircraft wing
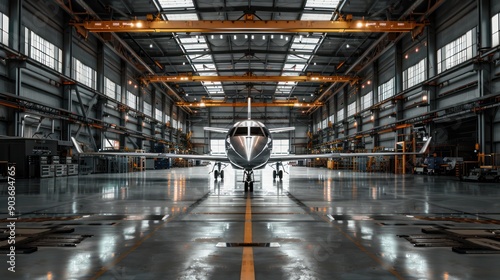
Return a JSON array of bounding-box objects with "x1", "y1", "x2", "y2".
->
[
  {"x1": 268, "y1": 127, "x2": 295, "y2": 133},
  {"x1": 268, "y1": 137, "x2": 432, "y2": 162},
  {"x1": 71, "y1": 137, "x2": 229, "y2": 162},
  {"x1": 204, "y1": 127, "x2": 229, "y2": 133}
]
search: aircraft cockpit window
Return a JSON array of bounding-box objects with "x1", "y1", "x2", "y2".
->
[
  {"x1": 250, "y1": 127, "x2": 265, "y2": 136},
  {"x1": 233, "y1": 127, "x2": 248, "y2": 136}
]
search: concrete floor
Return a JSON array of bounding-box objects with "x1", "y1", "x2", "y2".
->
[{"x1": 2, "y1": 165, "x2": 500, "y2": 279}]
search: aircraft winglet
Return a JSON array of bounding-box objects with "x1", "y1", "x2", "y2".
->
[
  {"x1": 419, "y1": 137, "x2": 432, "y2": 154},
  {"x1": 71, "y1": 137, "x2": 84, "y2": 154}
]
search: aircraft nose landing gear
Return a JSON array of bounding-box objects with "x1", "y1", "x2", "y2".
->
[{"x1": 243, "y1": 170, "x2": 254, "y2": 192}]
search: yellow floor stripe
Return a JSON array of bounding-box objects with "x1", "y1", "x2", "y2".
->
[{"x1": 240, "y1": 195, "x2": 255, "y2": 280}]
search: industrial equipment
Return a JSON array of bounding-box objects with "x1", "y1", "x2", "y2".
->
[{"x1": 461, "y1": 168, "x2": 500, "y2": 182}]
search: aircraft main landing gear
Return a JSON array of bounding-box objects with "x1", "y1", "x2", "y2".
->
[
  {"x1": 272, "y1": 162, "x2": 284, "y2": 181},
  {"x1": 212, "y1": 162, "x2": 225, "y2": 180},
  {"x1": 243, "y1": 170, "x2": 254, "y2": 192}
]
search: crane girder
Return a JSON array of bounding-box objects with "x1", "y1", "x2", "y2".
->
[{"x1": 73, "y1": 19, "x2": 426, "y2": 34}]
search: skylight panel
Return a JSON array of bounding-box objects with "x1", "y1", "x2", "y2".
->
[
  {"x1": 158, "y1": 0, "x2": 194, "y2": 9},
  {"x1": 188, "y1": 54, "x2": 212, "y2": 62},
  {"x1": 193, "y1": 63, "x2": 216, "y2": 71},
  {"x1": 182, "y1": 43, "x2": 208, "y2": 50},
  {"x1": 167, "y1": 13, "x2": 198, "y2": 20},
  {"x1": 179, "y1": 36, "x2": 205, "y2": 44},
  {"x1": 284, "y1": 63, "x2": 306, "y2": 72},
  {"x1": 286, "y1": 54, "x2": 311, "y2": 61},
  {"x1": 301, "y1": 13, "x2": 333, "y2": 20},
  {"x1": 305, "y1": 0, "x2": 340, "y2": 9},
  {"x1": 291, "y1": 43, "x2": 317, "y2": 51},
  {"x1": 297, "y1": 37, "x2": 321, "y2": 44}
]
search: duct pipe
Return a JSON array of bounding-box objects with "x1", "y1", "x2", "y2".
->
[{"x1": 20, "y1": 114, "x2": 41, "y2": 137}]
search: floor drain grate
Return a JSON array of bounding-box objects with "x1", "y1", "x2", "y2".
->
[{"x1": 216, "y1": 242, "x2": 280, "y2": 247}]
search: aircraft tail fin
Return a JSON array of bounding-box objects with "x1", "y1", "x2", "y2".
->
[{"x1": 247, "y1": 97, "x2": 251, "y2": 120}]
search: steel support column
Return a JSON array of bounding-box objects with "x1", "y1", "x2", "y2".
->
[
  {"x1": 372, "y1": 61, "x2": 380, "y2": 148},
  {"x1": 119, "y1": 60, "x2": 127, "y2": 149},
  {"x1": 477, "y1": 0, "x2": 492, "y2": 154},
  {"x1": 61, "y1": 15, "x2": 74, "y2": 142}
]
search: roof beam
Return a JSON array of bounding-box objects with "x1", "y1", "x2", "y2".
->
[
  {"x1": 141, "y1": 74, "x2": 357, "y2": 83},
  {"x1": 176, "y1": 100, "x2": 323, "y2": 108},
  {"x1": 74, "y1": 19, "x2": 425, "y2": 34}
]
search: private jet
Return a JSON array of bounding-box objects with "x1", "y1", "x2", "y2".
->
[{"x1": 71, "y1": 98, "x2": 431, "y2": 192}]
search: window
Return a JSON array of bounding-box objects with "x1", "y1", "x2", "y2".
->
[
  {"x1": 329, "y1": 114, "x2": 335, "y2": 125},
  {"x1": 361, "y1": 92, "x2": 372, "y2": 111},
  {"x1": 27, "y1": 29, "x2": 62, "y2": 72},
  {"x1": 378, "y1": 78, "x2": 394, "y2": 101},
  {"x1": 210, "y1": 139, "x2": 225, "y2": 154},
  {"x1": 403, "y1": 59, "x2": 426, "y2": 90},
  {"x1": 103, "y1": 139, "x2": 120, "y2": 150},
  {"x1": 0, "y1": 12, "x2": 8, "y2": 45},
  {"x1": 437, "y1": 29, "x2": 475, "y2": 73},
  {"x1": 337, "y1": 108, "x2": 344, "y2": 122},
  {"x1": 347, "y1": 102, "x2": 356, "y2": 117},
  {"x1": 143, "y1": 102, "x2": 152, "y2": 117},
  {"x1": 321, "y1": 118, "x2": 327, "y2": 130},
  {"x1": 127, "y1": 91, "x2": 137, "y2": 110},
  {"x1": 73, "y1": 58, "x2": 96, "y2": 89},
  {"x1": 155, "y1": 108, "x2": 163, "y2": 122},
  {"x1": 272, "y1": 139, "x2": 289, "y2": 155},
  {"x1": 165, "y1": 114, "x2": 171, "y2": 126},
  {"x1": 172, "y1": 119, "x2": 178, "y2": 129},
  {"x1": 492, "y1": 13, "x2": 500, "y2": 47},
  {"x1": 104, "y1": 77, "x2": 121, "y2": 101}
]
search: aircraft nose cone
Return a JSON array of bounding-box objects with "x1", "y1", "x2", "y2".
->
[{"x1": 231, "y1": 136, "x2": 267, "y2": 162}]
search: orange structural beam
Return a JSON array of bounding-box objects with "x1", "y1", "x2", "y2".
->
[
  {"x1": 73, "y1": 19, "x2": 426, "y2": 34},
  {"x1": 176, "y1": 101, "x2": 323, "y2": 108},
  {"x1": 141, "y1": 74, "x2": 356, "y2": 83}
]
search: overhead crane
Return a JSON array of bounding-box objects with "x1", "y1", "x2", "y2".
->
[
  {"x1": 176, "y1": 98, "x2": 323, "y2": 108},
  {"x1": 140, "y1": 74, "x2": 357, "y2": 84},
  {"x1": 72, "y1": 17, "x2": 426, "y2": 34}
]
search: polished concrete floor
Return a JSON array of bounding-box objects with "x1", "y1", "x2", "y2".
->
[{"x1": 2, "y1": 165, "x2": 500, "y2": 279}]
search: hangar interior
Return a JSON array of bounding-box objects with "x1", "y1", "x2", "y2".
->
[{"x1": 1, "y1": 0, "x2": 500, "y2": 279}]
